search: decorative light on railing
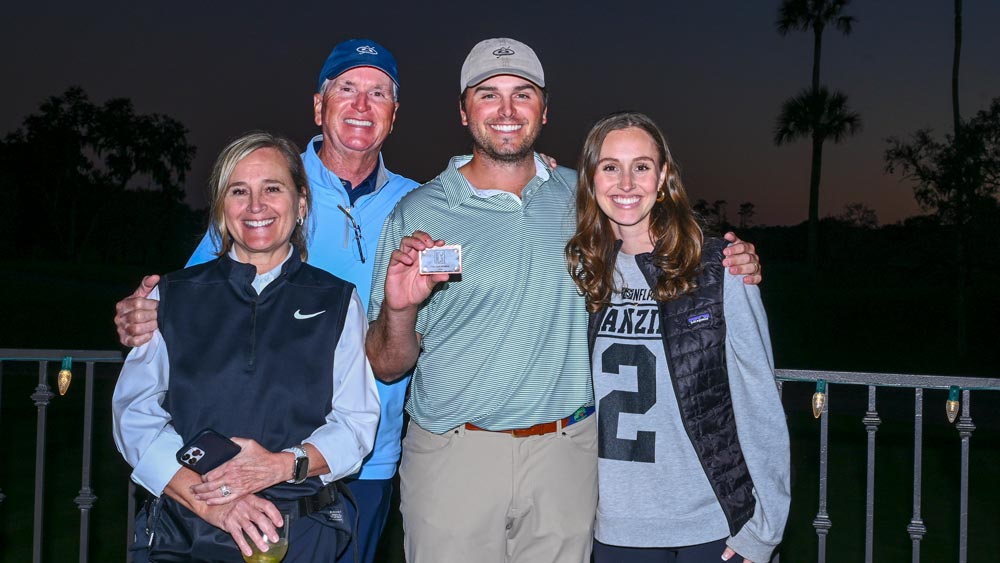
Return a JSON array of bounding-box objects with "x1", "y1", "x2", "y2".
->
[
  {"x1": 946, "y1": 385, "x2": 960, "y2": 423},
  {"x1": 812, "y1": 379, "x2": 827, "y2": 418},
  {"x1": 58, "y1": 355, "x2": 72, "y2": 395}
]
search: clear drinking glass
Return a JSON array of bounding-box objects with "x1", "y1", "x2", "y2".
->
[{"x1": 241, "y1": 510, "x2": 290, "y2": 563}]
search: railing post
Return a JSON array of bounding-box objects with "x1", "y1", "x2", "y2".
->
[
  {"x1": 31, "y1": 360, "x2": 54, "y2": 563},
  {"x1": 0, "y1": 361, "x2": 5, "y2": 508},
  {"x1": 813, "y1": 385, "x2": 832, "y2": 563},
  {"x1": 126, "y1": 481, "x2": 137, "y2": 563},
  {"x1": 74, "y1": 361, "x2": 98, "y2": 563},
  {"x1": 907, "y1": 388, "x2": 926, "y2": 563},
  {"x1": 773, "y1": 378, "x2": 783, "y2": 563},
  {"x1": 955, "y1": 390, "x2": 975, "y2": 563},
  {"x1": 862, "y1": 386, "x2": 880, "y2": 563}
]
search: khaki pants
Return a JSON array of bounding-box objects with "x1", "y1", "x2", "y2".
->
[{"x1": 399, "y1": 415, "x2": 598, "y2": 563}]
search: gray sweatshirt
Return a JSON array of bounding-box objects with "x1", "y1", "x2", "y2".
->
[{"x1": 593, "y1": 254, "x2": 790, "y2": 562}]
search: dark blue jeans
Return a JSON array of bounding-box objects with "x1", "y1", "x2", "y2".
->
[
  {"x1": 337, "y1": 478, "x2": 393, "y2": 563},
  {"x1": 593, "y1": 537, "x2": 729, "y2": 563}
]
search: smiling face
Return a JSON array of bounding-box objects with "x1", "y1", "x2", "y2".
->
[
  {"x1": 593, "y1": 127, "x2": 668, "y2": 250},
  {"x1": 223, "y1": 147, "x2": 306, "y2": 272},
  {"x1": 460, "y1": 74, "x2": 547, "y2": 163},
  {"x1": 313, "y1": 66, "x2": 399, "y2": 162}
]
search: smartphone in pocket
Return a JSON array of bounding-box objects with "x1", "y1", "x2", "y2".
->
[{"x1": 175, "y1": 428, "x2": 241, "y2": 474}]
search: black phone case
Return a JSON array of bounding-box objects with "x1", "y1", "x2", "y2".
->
[{"x1": 175, "y1": 428, "x2": 241, "y2": 475}]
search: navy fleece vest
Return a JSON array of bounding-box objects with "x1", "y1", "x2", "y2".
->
[
  {"x1": 588, "y1": 238, "x2": 756, "y2": 535},
  {"x1": 159, "y1": 251, "x2": 354, "y2": 500}
]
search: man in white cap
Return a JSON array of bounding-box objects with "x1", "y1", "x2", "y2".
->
[
  {"x1": 366, "y1": 38, "x2": 761, "y2": 563},
  {"x1": 114, "y1": 38, "x2": 418, "y2": 563}
]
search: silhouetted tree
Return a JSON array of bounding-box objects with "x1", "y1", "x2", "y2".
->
[
  {"x1": 738, "y1": 202, "x2": 756, "y2": 228},
  {"x1": 692, "y1": 199, "x2": 732, "y2": 234},
  {"x1": 774, "y1": 0, "x2": 862, "y2": 271},
  {"x1": 0, "y1": 87, "x2": 195, "y2": 261},
  {"x1": 884, "y1": 2, "x2": 999, "y2": 362},
  {"x1": 834, "y1": 202, "x2": 878, "y2": 229},
  {"x1": 885, "y1": 102, "x2": 1000, "y2": 224},
  {"x1": 886, "y1": 98, "x2": 1000, "y2": 360},
  {"x1": 693, "y1": 199, "x2": 718, "y2": 234},
  {"x1": 951, "y1": 0, "x2": 963, "y2": 135},
  {"x1": 712, "y1": 200, "x2": 728, "y2": 228},
  {"x1": 777, "y1": 0, "x2": 855, "y2": 93}
]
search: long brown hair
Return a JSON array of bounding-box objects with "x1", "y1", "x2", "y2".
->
[{"x1": 565, "y1": 111, "x2": 703, "y2": 313}]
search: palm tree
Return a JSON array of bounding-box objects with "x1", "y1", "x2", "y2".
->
[
  {"x1": 883, "y1": 1, "x2": 989, "y2": 363},
  {"x1": 777, "y1": 0, "x2": 856, "y2": 91},
  {"x1": 775, "y1": 0, "x2": 860, "y2": 270},
  {"x1": 774, "y1": 87, "x2": 862, "y2": 222},
  {"x1": 951, "y1": 0, "x2": 963, "y2": 135},
  {"x1": 951, "y1": 0, "x2": 967, "y2": 360}
]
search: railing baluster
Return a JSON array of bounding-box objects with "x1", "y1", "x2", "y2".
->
[
  {"x1": 956, "y1": 390, "x2": 975, "y2": 563},
  {"x1": 813, "y1": 384, "x2": 832, "y2": 563},
  {"x1": 907, "y1": 388, "x2": 926, "y2": 563},
  {"x1": 126, "y1": 482, "x2": 137, "y2": 563},
  {"x1": 31, "y1": 360, "x2": 54, "y2": 563},
  {"x1": 0, "y1": 361, "x2": 5, "y2": 508},
  {"x1": 773, "y1": 380, "x2": 782, "y2": 563},
  {"x1": 75, "y1": 361, "x2": 98, "y2": 563},
  {"x1": 863, "y1": 385, "x2": 880, "y2": 563}
]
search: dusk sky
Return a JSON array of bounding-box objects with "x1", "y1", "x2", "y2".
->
[{"x1": 4, "y1": 1, "x2": 999, "y2": 227}]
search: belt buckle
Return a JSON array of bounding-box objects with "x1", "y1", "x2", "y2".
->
[{"x1": 511, "y1": 426, "x2": 534, "y2": 438}]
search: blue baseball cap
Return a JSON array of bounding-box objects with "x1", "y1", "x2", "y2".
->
[{"x1": 317, "y1": 39, "x2": 399, "y2": 93}]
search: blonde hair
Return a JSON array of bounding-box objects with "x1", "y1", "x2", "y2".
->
[
  {"x1": 565, "y1": 112, "x2": 703, "y2": 313},
  {"x1": 207, "y1": 132, "x2": 311, "y2": 261}
]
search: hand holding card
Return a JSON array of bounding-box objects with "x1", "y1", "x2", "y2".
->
[{"x1": 419, "y1": 244, "x2": 462, "y2": 275}]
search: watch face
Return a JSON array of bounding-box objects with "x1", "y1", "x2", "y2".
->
[{"x1": 294, "y1": 455, "x2": 309, "y2": 483}]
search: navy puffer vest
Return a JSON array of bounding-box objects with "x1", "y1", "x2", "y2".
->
[{"x1": 159, "y1": 251, "x2": 354, "y2": 501}]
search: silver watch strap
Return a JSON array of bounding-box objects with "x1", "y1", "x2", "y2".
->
[{"x1": 281, "y1": 445, "x2": 308, "y2": 483}]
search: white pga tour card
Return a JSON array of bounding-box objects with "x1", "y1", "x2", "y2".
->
[{"x1": 419, "y1": 244, "x2": 462, "y2": 275}]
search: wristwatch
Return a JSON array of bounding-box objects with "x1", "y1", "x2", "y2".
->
[{"x1": 282, "y1": 445, "x2": 309, "y2": 484}]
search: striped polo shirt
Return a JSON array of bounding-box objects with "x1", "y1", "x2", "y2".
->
[{"x1": 369, "y1": 155, "x2": 594, "y2": 434}]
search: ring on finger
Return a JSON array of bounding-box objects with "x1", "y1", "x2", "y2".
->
[
  {"x1": 220, "y1": 484, "x2": 232, "y2": 497},
  {"x1": 753, "y1": 262, "x2": 761, "y2": 275}
]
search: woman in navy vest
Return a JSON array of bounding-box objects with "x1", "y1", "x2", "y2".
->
[
  {"x1": 565, "y1": 112, "x2": 790, "y2": 563},
  {"x1": 113, "y1": 132, "x2": 380, "y2": 562}
]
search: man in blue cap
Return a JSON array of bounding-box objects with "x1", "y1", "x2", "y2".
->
[{"x1": 114, "y1": 38, "x2": 419, "y2": 563}]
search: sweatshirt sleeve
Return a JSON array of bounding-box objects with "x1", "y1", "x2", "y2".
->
[{"x1": 722, "y1": 272, "x2": 791, "y2": 562}]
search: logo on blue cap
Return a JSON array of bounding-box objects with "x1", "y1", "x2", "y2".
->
[{"x1": 318, "y1": 39, "x2": 399, "y2": 93}]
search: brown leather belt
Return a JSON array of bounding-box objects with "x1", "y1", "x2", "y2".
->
[{"x1": 464, "y1": 406, "x2": 595, "y2": 438}]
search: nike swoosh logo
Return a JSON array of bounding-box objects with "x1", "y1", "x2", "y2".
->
[{"x1": 294, "y1": 309, "x2": 326, "y2": 320}]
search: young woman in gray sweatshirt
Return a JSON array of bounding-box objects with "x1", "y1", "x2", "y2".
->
[{"x1": 567, "y1": 112, "x2": 790, "y2": 563}]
